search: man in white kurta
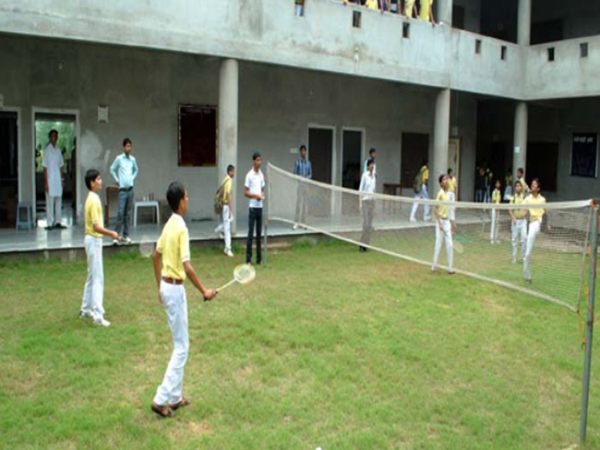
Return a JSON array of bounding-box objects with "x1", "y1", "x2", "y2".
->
[{"x1": 43, "y1": 129, "x2": 65, "y2": 229}]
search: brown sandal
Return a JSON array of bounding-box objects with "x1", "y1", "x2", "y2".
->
[
  {"x1": 151, "y1": 402, "x2": 172, "y2": 418},
  {"x1": 169, "y1": 397, "x2": 191, "y2": 411}
]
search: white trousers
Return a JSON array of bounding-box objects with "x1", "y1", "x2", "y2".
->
[
  {"x1": 223, "y1": 205, "x2": 232, "y2": 251},
  {"x1": 524, "y1": 219, "x2": 541, "y2": 280},
  {"x1": 448, "y1": 191, "x2": 456, "y2": 222},
  {"x1": 45, "y1": 193, "x2": 62, "y2": 226},
  {"x1": 490, "y1": 209, "x2": 499, "y2": 242},
  {"x1": 511, "y1": 219, "x2": 527, "y2": 261},
  {"x1": 410, "y1": 184, "x2": 430, "y2": 221},
  {"x1": 433, "y1": 219, "x2": 453, "y2": 272},
  {"x1": 81, "y1": 236, "x2": 105, "y2": 321},
  {"x1": 154, "y1": 281, "x2": 189, "y2": 406}
]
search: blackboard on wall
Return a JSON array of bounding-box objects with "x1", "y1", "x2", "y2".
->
[{"x1": 571, "y1": 133, "x2": 598, "y2": 178}]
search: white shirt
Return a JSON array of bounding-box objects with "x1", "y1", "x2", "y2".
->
[
  {"x1": 359, "y1": 171, "x2": 376, "y2": 200},
  {"x1": 245, "y1": 168, "x2": 265, "y2": 208},
  {"x1": 43, "y1": 144, "x2": 64, "y2": 197}
]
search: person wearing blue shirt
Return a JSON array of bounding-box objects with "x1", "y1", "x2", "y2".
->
[
  {"x1": 110, "y1": 138, "x2": 138, "y2": 245},
  {"x1": 293, "y1": 145, "x2": 312, "y2": 230}
]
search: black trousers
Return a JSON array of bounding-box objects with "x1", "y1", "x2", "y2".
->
[{"x1": 246, "y1": 207, "x2": 263, "y2": 264}]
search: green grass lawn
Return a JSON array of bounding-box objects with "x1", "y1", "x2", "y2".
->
[{"x1": 1, "y1": 240, "x2": 599, "y2": 450}]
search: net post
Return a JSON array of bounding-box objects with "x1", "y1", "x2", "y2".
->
[
  {"x1": 580, "y1": 199, "x2": 598, "y2": 444},
  {"x1": 264, "y1": 164, "x2": 270, "y2": 268}
]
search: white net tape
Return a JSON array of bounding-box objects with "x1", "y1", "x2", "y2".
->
[{"x1": 267, "y1": 163, "x2": 594, "y2": 313}]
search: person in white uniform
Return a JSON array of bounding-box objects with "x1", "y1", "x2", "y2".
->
[
  {"x1": 359, "y1": 159, "x2": 376, "y2": 252},
  {"x1": 509, "y1": 180, "x2": 527, "y2": 264},
  {"x1": 523, "y1": 178, "x2": 547, "y2": 283},
  {"x1": 43, "y1": 129, "x2": 66, "y2": 229}
]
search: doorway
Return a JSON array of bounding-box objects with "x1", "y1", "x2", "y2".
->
[
  {"x1": 342, "y1": 128, "x2": 364, "y2": 214},
  {"x1": 0, "y1": 111, "x2": 19, "y2": 228},
  {"x1": 401, "y1": 132, "x2": 429, "y2": 188},
  {"x1": 33, "y1": 111, "x2": 77, "y2": 227},
  {"x1": 308, "y1": 126, "x2": 335, "y2": 184}
]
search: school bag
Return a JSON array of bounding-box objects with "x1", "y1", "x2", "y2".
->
[
  {"x1": 413, "y1": 173, "x2": 422, "y2": 194},
  {"x1": 214, "y1": 181, "x2": 226, "y2": 215}
]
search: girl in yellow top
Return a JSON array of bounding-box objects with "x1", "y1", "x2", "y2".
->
[
  {"x1": 490, "y1": 180, "x2": 502, "y2": 244},
  {"x1": 509, "y1": 180, "x2": 527, "y2": 263},
  {"x1": 419, "y1": 0, "x2": 435, "y2": 24},
  {"x1": 523, "y1": 178, "x2": 546, "y2": 283},
  {"x1": 432, "y1": 174, "x2": 454, "y2": 275}
]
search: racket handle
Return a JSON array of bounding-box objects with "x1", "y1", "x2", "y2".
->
[{"x1": 217, "y1": 278, "x2": 237, "y2": 292}]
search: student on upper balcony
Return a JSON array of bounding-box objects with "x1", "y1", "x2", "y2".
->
[{"x1": 419, "y1": 0, "x2": 436, "y2": 25}]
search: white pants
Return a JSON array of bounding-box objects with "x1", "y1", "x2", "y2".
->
[
  {"x1": 490, "y1": 209, "x2": 499, "y2": 242},
  {"x1": 410, "y1": 184, "x2": 430, "y2": 221},
  {"x1": 46, "y1": 193, "x2": 62, "y2": 226},
  {"x1": 433, "y1": 219, "x2": 453, "y2": 272},
  {"x1": 448, "y1": 191, "x2": 456, "y2": 222},
  {"x1": 223, "y1": 205, "x2": 232, "y2": 251},
  {"x1": 81, "y1": 236, "x2": 105, "y2": 321},
  {"x1": 511, "y1": 219, "x2": 527, "y2": 261},
  {"x1": 524, "y1": 219, "x2": 541, "y2": 280},
  {"x1": 154, "y1": 281, "x2": 189, "y2": 406}
]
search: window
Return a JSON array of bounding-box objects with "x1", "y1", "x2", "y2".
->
[
  {"x1": 571, "y1": 133, "x2": 598, "y2": 178},
  {"x1": 501, "y1": 46, "x2": 507, "y2": 60},
  {"x1": 580, "y1": 42, "x2": 589, "y2": 58},
  {"x1": 403, "y1": 22, "x2": 410, "y2": 39},
  {"x1": 178, "y1": 104, "x2": 217, "y2": 167},
  {"x1": 527, "y1": 142, "x2": 559, "y2": 191},
  {"x1": 475, "y1": 40, "x2": 482, "y2": 54},
  {"x1": 547, "y1": 47, "x2": 555, "y2": 62},
  {"x1": 353, "y1": 11, "x2": 361, "y2": 28}
]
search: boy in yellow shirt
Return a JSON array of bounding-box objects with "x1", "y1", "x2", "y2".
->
[
  {"x1": 151, "y1": 181, "x2": 217, "y2": 418},
  {"x1": 215, "y1": 165, "x2": 235, "y2": 257},
  {"x1": 80, "y1": 169, "x2": 120, "y2": 327},
  {"x1": 509, "y1": 180, "x2": 527, "y2": 263},
  {"x1": 432, "y1": 174, "x2": 454, "y2": 275},
  {"x1": 447, "y1": 168, "x2": 457, "y2": 230},
  {"x1": 523, "y1": 178, "x2": 546, "y2": 283},
  {"x1": 490, "y1": 179, "x2": 502, "y2": 244}
]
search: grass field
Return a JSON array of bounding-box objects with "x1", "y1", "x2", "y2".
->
[{"x1": 1, "y1": 239, "x2": 599, "y2": 450}]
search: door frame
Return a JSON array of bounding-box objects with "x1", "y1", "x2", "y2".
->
[
  {"x1": 0, "y1": 106, "x2": 23, "y2": 203},
  {"x1": 307, "y1": 123, "x2": 337, "y2": 185},
  {"x1": 31, "y1": 107, "x2": 81, "y2": 223},
  {"x1": 340, "y1": 126, "x2": 366, "y2": 185}
]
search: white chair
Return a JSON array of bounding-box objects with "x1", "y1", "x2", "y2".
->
[{"x1": 133, "y1": 200, "x2": 160, "y2": 227}]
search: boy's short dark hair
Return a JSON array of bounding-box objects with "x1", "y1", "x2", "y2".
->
[
  {"x1": 85, "y1": 169, "x2": 100, "y2": 190},
  {"x1": 439, "y1": 174, "x2": 446, "y2": 184},
  {"x1": 300, "y1": 145, "x2": 307, "y2": 152},
  {"x1": 447, "y1": 168, "x2": 454, "y2": 175},
  {"x1": 167, "y1": 181, "x2": 186, "y2": 212},
  {"x1": 366, "y1": 159, "x2": 374, "y2": 168},
  {"x1": 369, "y1": 148, "x2": 376, "y2": 156},
  {"x1": 517, "y1": 167, "x2": 524, "y2": 174},
  {"x1": 123, "y1": 137, "x2": 132, "y2": 147},
  {"x1": 227, "y1": 164, "x2": 235, "y2": 173},
  {"x1": 515, "y1": 180, "x2": 522, "y2": 187},
  {"x1": 531, "y1": 178, "x2": 541, "y2": 189},
  {"x1": 252, "y1": 152, "x2": 261, "y2": 161},
  {"x1": 48, "y1": 129, "x2": 58, "y2": 139}
]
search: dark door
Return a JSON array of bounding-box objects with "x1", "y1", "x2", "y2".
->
[
  {"x1": 342, "y1": 130, "x2": 363, "y2": 214},
  {"x1": 401, "y1": 133, "x2": 429, "y2": 188},
  {"x1": 0, "y1": 112, "x2": 18, "y2": 228},
  {"x1": 527, "y1": 142, "x2": 559, "y2": 192},
  {"x1": 309, "y1": 128, "x2": 333, "y2": 184}
]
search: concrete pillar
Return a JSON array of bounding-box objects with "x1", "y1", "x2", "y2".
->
[
  {"x1": 517, "y1": 0, "x2": 531, "y2": 46},
  {"x1": 437, "y1": 0, "x2": 453, "y2": 27},
  {"x1": 513, "y1": 102, "x2": 528, "y2": 183},
  {"x1": 433, "y1": 88, "x2": 451, "y2": 191},
  {"x1": 218, "y1": 58, "x2": 239, "y2": 229}
]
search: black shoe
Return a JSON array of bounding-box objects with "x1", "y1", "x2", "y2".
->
[
  {"x1": 55, "y1": 224, "x2": 67, "y2": 229},
  {"x1": 45, "y1": 225, "x2": 55, "y2": 231}
]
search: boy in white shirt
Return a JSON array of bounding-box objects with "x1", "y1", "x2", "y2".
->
[
  {"x1": 359, "y1": 159, "x2": 376, "y2": 252},
  {"x1": 43, "y1": 129, "x2": 66, "y2": 230},
  {"x1": 244, "y1": 152, "x2": 265, "y2": 265}
]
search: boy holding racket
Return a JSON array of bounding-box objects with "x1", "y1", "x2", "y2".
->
[
  {"x1": 432, "y1": 174, "x2": 454, "y2": 275},
  {"x1": 151, "y1": 181, "x2": 217, "y2": 418},
  {"x1": 509, "y1": 180, "x2": 527, "y2": 263},
  {"x1": 523, "y1": 178, "x2": 546, "y2": 283}
]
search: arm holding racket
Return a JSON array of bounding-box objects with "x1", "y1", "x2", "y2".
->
[
  {"x1": 207, "y1": 264, "x2": 256, "y2": 301},
  {"x1": 184, "y1": 261, "x2": 217, "y2": 302}
]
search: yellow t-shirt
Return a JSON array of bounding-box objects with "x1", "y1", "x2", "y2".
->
[
  {"x1": 422, "y1": 167, "x2": 430, "y2": 184},
  {"x1": 404, "y1": 0, "x2": 416, "y2": 16},
  {"x1": 365, "y1": 0, "x2": 378, "y2": 10},
  {"x1": 157, "y1": 214, "x2": 191, "y2": 281},
  {"x1": 519, "y1": 177, "x2": 530, "y2": 194},
  {"x1": 436, "y1": 189, "x2": 449, "y2": 219},
  {"x1": 447, "y1": 177, "x2": 457, "y2": 193},
  {"x1": 510, "y1": 194, "x2": 526, "y2": 219},
  {"x1": 524, "y1": 194, "x2": 546, "y2": 222},
  {"x1": 85, "y1": 192, "x2": 103, "y2": 238},
  {"x1": 492, "y1": 189, "x2": 501, "y2": 204},
  {"x1": 420, "y1": 0, "x2": 434, "y2": 21},
  {"x1": 222, "y1": 175, "x2": 232, "y2": 204}
]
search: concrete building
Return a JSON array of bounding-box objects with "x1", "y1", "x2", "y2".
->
[{"x1": 0, "y1": 0, "x2": 599, "y2": 232}]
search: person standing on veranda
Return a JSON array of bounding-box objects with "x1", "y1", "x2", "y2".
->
[
  {"x1": 293, "y1": 145, "x2": 312, "y2": 230},
  {"x1": 110, "y1": 138, "x2": 138, "y2": 245},
  {"x1": 359, "y1": 159, "x2": 376, "y2": 253},
  {"x1": 447, "y1": 168, "x2": 458, "y2": 231},
  {"x1": 43, "y1": 129, "x2": 66, "y2": 230},
  {"x1": 410, "y1": 162, "x2": 431, "y2": 222}
]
